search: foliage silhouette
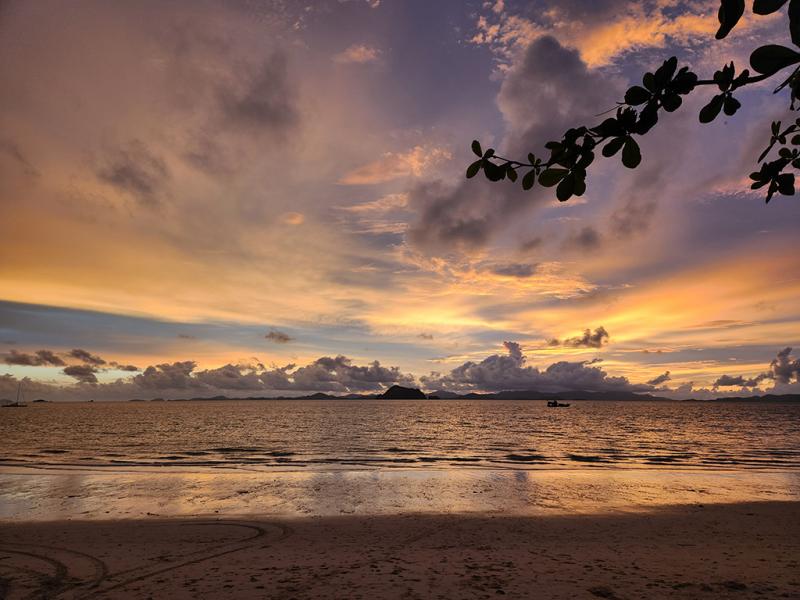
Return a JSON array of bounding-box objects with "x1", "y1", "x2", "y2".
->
[{"x1": 467, "y1": 0, "x2": 800, "y2": 204}]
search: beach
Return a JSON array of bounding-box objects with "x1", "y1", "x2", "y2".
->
[{"x1": 1, "y1": 501, "x2": 799, "y2": 599}]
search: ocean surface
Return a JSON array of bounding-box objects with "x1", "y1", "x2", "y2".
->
[{"x1": 2, "y1": 399, "x2": 799, "y2": 471}]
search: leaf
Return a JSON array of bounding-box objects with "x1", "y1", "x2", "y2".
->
[
  {"x1": 753, "y1": 0, "x2": 788, "y2": 14},
  {"x1": 572, "y1": 176, "x2": 587, "y2": 197},
  {"x1": 466, "y1": 159, "x2": 482, "y2": 179},
  {"x1": 750, "y1": 44, "x2": 800, "y2": 75},
  {"x1": 790, "y1": 0, "x2": 800, "y2": 46},
  {"x1": 483, "y1": 161, "x2": 505, "y2": 182},
  {"x1": 471, "y1": 140, "x2": 483, "y2": 157},
  {"x1": 624, "y1": 85, "x2": 651, "y2": 105},
  {"x1": 622, "y1": 137, "x2": 642, "y2": 169},
  {"x1": 777, "y1": 172, "x2": 795, "y2": 195},
  {"x1": 642, "y1": 72, "x2": 656, "y2": 92},
  {"x1": 602, "y1": 136, "x2": 626, "y2": 157},
  {"x1": 715, "y1": 0, "x2": 745, "y2": 39},
  {"x1": 723, "y1": 94, "x2": 741, "y2": 116},
  {"x1": 699, "y1": 94, "x2": 725, "y2": 123},
  {"x1": 662, "y1": 93, "x2": 682, "y2": 112},
  {"x1": 556, "y1": 172, "x2": 575, "y2": 202},
  {"x1": 506, "y1": 165, "x2": 518, "y2": 182},
  {"x1": 483, "y1": 148, "x2": 495, "y2": 159},
  {"x1": 538, "y1": 168, "x2": 568, "y2": 187},
  {"x1": 522, "y1": 169, "x2": 537, "y2": 190}
]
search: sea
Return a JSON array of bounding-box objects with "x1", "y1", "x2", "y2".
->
[
  {"x1": 2, "y1": 399, "x2": 799, "y2": 520},
  {"x1": 2, "y1": 399, "x2": 799, "y2": 470}
]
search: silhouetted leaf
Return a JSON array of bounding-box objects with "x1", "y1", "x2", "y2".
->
[
  {"x1": 483, "y1": 161, "x2": 505, "y2": 181},
  {"x1": 506, "y1": 164, "x2": 518, "y2": 182},
  {"x1": 699, "y1": 94, "x2": 725, "y2": 123},
  {"x1": 635, "y1": 103, "x2": 659, "y2": 134},
  {"x1": 538, "y1": 168, "x2": 568, "y2": 187},
  {"x1": 753, "y1": 0, "x2": 788, "y2": 14},
  {"x1": 723, "y1": 95, "x2": 741, "y2": 116},
  {"x1": 716, "y1": 0, "x2": 745, "y2": 39},
  {"x1": 602, "y1": 136, "x2": 626, "y2": 157},
  {"x1": 622, "y1": 137, "x2": 641, "y2": 169},
  {"x1": 625, "y1": 86, "x2": 651, "y2": 105},
  {"x1": 471, "y1": 140, "x2": 483, "y2": 157},
  {"x1": 466, "y1": 160, "x2": 482, "y2": 179},
  {"x1": 790, "y1": 0, "x2": 800, "y2": 46},
  {"x1": 750, "y1": 44, "x2": 800, "y2": 75},
  {"x1": 642, "y1": 72, "x2": 656, "y2": 92},
  {"x1": 522, "y1": 169, "x2": 536, "y2": 190},
  {"x1": 778, "y1": 172, "x2": 795, "y2": 195},
  {"x1": 573, "y1": 176, "x2": 587, "y2": 197},
  {"x1": 662, "y1": 93, "x2": 682, "y2": 112},
  {"x1": 483, "y1": 148, "x2": 495, "y2": 159},
  {"x1": 654, "y1": 57, "x2": 678, "y2": 88},
  {"x1": 556, "y1": 172, "x2": 575, "y2": 201}
]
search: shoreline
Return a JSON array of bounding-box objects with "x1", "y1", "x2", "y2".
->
[
  {"x1": 1, "y1": 501, "x2": 798, "y2": 599},
  {"x1": 2, "y1": 466, "x2": 799, "y2": 522}
]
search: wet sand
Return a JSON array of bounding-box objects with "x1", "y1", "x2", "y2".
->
[{"x1": 1, "y1": 501, "x2": 799, "y2": 599}]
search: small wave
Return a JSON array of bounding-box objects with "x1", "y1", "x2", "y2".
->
[
  {"x1": 504, "y1": 454, "x2": 547, "y2": 462},
  {"x1": 39, "y1": 449, "x2": 69, "y2": 454},
  {"x1": 567, "y1": 454, "x2": 612, "y2": 463}
]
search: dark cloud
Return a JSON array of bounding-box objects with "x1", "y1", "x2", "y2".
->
[
  {"x1": 609, "y1": 196, "x2": 657, "y2": 239},
  {"x1": 406, "y1": 36, "x2": 620, "y2": 256},
  {"x1": 96, "y1": 139, "x2": 169, "y2": 204},
  {"x1": 69, "y1": 348, "x2": 106, "y2": 366},
  {"x1": 4, "y1": 349, "x2": 66, "y2": 366},
  {"x1": 519, "y1": 237, "x2": 543, "y2": 253},
  {"x1": 421, "y1": 341, "x2": 648, "y2": 393},
  {"x1": 110, "y1": 362, "x2": 140, "y2": 372},
  {"x1": 62, "y1": 364, "x2": 98, "y2": 384},
  {"x1": 128, "y1": 355, "x2": 414, "y2": 394},
  {"x1": 133, "y1": 361, "x2": 201, "y2": 390},
  {"x1": 564, "y1": 226, "x2": 602, "y2": 252},
  {"x1": 490, "y1": 263, "x2": 537, "y2": 278},
  {"x1": 417, "y1": 332, "x2": 434, "y2": 340},
  {"x1": 549, "y1": 327, "x2": 609, "y2": 349},
  {"x1": 265, "y1": 330, "x2": 292, "y2": 344},
  {"x1": 0, "y1": 139, "x2": 39, "y2": 178},
  {"x1": 219, "y1": 53, "x2": 297, "y2": 133},
  {"x1": 647, "y1": 371, "x2": 671, "y2": 386},
  {"x1": 709, "y1": 348, "x2": 798, "y2": 390},
  {"x1": 768, "y1": 347, "x2": 800, "y2": 384}
]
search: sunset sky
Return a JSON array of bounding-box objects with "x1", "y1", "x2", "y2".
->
[{"x1": 2, "y1": 0, "x2": 799, "y2": 400}]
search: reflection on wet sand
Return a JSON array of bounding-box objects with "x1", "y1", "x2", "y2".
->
[{"x1": 1, "y1": 467, "x2": 798, "y2": 521}]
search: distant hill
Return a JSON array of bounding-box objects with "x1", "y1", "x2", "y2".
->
[
  {"x1": 378, "y1": 385, "x2": 427, "y2": 399},
  {"x1": 128, "y1": 390, "x2": 800, "y2": 403}
]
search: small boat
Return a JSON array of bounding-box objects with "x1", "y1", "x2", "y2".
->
[
  {"x1": 546, "y1": 400, "x2": 570, "y2": 408},
  {"x1": 2, "y1": 382, "x2": 28, "y2": 408}
]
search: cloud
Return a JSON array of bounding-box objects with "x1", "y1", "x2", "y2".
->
[
  {"x1": 406, "y1": 36, "x2": 620, "y2": 256},
  {"x1": 219, "y1": 52, "x2": 298, "y2": 133},
  {"x1": 421, "y1": 340, "x2": 648, "y2": 393},
  {"x1": 3, "y1": 349, "x2": 66, "y2": 367},
  {"x1": 69, "y1": 348, "x2": 106, "y2": 366},
  {"x1": 110, "y1": 362, "x2": 140, "y2": 372},
  {"x1": 549, "y1": 326, "x2": 610, "y2": 349},
  {"x1": 265, "y1": 330, "x2": 293, "y2": 344},
  {"x1": 712, "y1": 374, "x2": 764, "y2": 388},
  {"x1": 333, "y1": 44, "x2": 382, "y2": 64},
  {"x1": 564, "y1": 226, "x2": 603, "y2": 252},
  {"x1": 768, "y1": 347, "x2": 800, "y2": 384},
  {"x1": 417, "y1": 333, "x2": 434, "y2": 340},
  {"x1": 281, "y1": 212, "x2": 305, "y2": 225},
  {"x1": 133, "y1": 361, "x2": 201, "y2": 390},
  {"x1": 647, "y1": 371, "x2": 671, "y2": 386},
  {"x1": 338, "y1": 193, "x2": 409, "y2": 213},
  {"x1": 340, "y1": 146, "x2": 452, "y2": 185},
  {"x1": 62, "y1": 364, "x2": 98, "y2": 384},
  {"x1": 489, "y1": 263, "x2": 537, "y2": 278},
  {"x1": 96, "y1": 139, "x2": 170, "y2": 205}
]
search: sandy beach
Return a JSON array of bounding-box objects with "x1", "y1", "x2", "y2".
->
[{"x1": 1, "y1": 501, "x2": 798, "y2": 599}]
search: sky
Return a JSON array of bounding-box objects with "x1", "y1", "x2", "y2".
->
[{"x1": 1, "y1": 0, "x2": 799, "y2": 400}]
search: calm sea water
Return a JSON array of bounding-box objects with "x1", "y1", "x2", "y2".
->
[{"x1": 2, "y1": 400, "x2": 799, "y2": 471}]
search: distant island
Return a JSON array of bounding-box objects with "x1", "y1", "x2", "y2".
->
[{"x1": 123, "y1": 388, "x2": 800, "y2": 403}]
